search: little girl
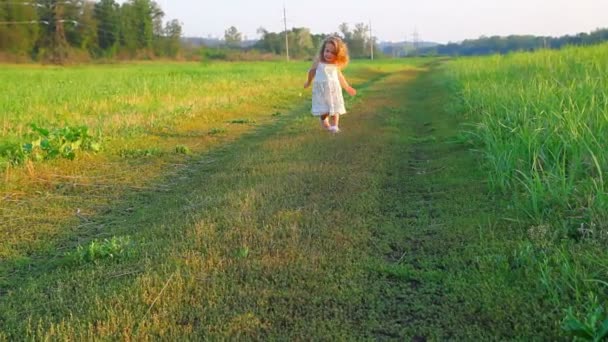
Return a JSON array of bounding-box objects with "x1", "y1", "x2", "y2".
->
[{"x1": 304, "y1": 36, "x2": 356, "y2": 133}]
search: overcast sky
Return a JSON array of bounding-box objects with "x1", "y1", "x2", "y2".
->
[{"x1": 154, "y1": 0, "x2": 608, "y2": 43}]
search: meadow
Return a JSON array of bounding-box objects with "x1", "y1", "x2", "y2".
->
[
  {"x1": 1, "y1": 61, "x2": 305, "y2": 261},
  {"x1": 446, "y1": 44, "x2": 608, "y2": 233},
  {"x1": 0, "y1": 60, "x2": 408, "y2": 260},
  {"x1": 1, "y1": 59, "x2": 434, "y2": 339},
  {"x1": 444, "y1": 43, "x2": 608, "y2": 340},
  {"x1": 1, "y1": 49, "x2": 607, "y2": 339}
]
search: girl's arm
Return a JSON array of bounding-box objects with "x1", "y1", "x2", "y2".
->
[
  {"x1": 303, "y1": 60, "x2": 319, "y2": 88},
  {"x1": 338, "y1": 70, "x2": 357, "y2": 96}
]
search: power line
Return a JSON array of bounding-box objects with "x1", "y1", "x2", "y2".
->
[
  {"x1": 3, "y1": 1, "x2": 75, "y2": 8},
  {"x1": 4, "y1": 2, "x2": 45, "y2": 7},
  {"x1": 0, "y1": 18, "x2": 155, "y2": 42},
  {"x1": 0, "y1": 19, "x2": 78, "y2": 25},
  {"x1": 0, "y1": 20, "x2": 48, "y2": 25},
  {"x1": 0, "y1": 2, "x2": 177, "y2": 51},
  {"x1": 0, "y1": 18, "x2": 163, "y2": 56},
  {"x1": 1, "y1": 1, "x2": 178, "y2": 41}
]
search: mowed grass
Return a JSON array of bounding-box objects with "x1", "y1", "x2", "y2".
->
[
  {"x1": 0, "y1": 61, "x2": 304, "y2": 260},
  {"x1": 1, "y1": 62, "x2": 298, "y2": 138},
  {"x1": 444, "y1": 45, "x2": 608, "y2": 338},
  {"x1": 0, "y1": 60, "x2": 415, "y2": 261},
  {"x1": 1, "y1": 59, "x2": 436, "y2": 339}
]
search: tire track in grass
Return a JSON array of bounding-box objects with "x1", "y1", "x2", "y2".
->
[{"x1": 366, "y1": 64, "x2": 496, "y2": 340}]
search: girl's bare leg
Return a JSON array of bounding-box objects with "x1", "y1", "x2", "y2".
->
[
  {"x1": 320, "y1": 114, "x2": 330, "y2": 129},
  {"x1": 331, "y1": 114, "x2": 340, "y2": 129}
]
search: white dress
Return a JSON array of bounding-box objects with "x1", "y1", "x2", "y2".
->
[{"x1": 311, "y1": 62, "x2": 346, "y2": 116}]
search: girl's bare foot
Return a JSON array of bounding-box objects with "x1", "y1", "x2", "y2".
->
[{"x1": 321, "y1": 118, "x2": 331, "y2": 130}]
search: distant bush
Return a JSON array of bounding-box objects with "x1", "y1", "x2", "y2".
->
[{"x1": 199, "y1": 47, "x2": 280, "y2": 62}]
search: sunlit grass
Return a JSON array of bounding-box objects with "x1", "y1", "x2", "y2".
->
[
  {"x1": 0, "y1": 59, "x2": 425, "y2": 261},
  {"x1": 445, "y1": 43, "x2": 608, "y2": 238},
  {"x1": 0, "y1": 58, "x2": 428, "y2": 339},
  {"x1": 1, "y1": 61, "x2": 308, "y2": 260},
  {"x1": 2, "y1": 55, "x2": 606, "y2": 339},
  {"x1": 444, "y1": 44, "x2": 608, "y2": 339},
  {"x1": 0, "y1": 62, "x2": 301, "y2": 138}
]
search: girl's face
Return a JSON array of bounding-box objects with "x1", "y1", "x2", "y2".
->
[{"x1": 323, "y1": 42, "x2": 337, "y2": 63}]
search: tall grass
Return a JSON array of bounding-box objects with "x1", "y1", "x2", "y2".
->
[
  {"x1": 445, "y1": 45, "x2": 608, "y2": 338},
  {"x1": 446, "y1": 44, "x2": 608, "y2": 238}
]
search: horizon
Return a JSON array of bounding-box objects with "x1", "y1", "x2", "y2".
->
[
  {"x1": 181, "y1": 27, "x2": 605, "y2": 45},
  {"x1": 150, "y1": 0, "x2": 608, "y2": 44}
]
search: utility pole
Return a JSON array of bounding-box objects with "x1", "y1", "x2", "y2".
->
[
  {"x1": 412, "y1": 28, "x2": 420, "y2": 56},
  {"x1": 369, "y1": 20, "x2": 374, "y2": 60},
  {"x1": 283, "y1": 4, "x2": 289, "y2": 61},
  {"x1": 52, "y1": 2, "x2": 68, "y2": 64}
]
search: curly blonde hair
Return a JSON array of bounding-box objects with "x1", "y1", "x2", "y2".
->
[{"x1": 318, "y1": 36, "x2": 349, "y2": 67}]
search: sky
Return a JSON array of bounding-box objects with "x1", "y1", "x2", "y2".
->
[{"x1": 153, "y1": 0, "x2": 608, "y2": 44}]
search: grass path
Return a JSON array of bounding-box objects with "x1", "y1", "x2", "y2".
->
[
  {"x1": 1, "y1": 63, "x2": 532, "y2": 339},
  {"x1": 364, "y1": 65, "x2": 495, "y2": 339}
]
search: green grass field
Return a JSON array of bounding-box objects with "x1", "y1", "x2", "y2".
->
[
  {"x1": 444, "y1": 44, "x2": 608, "y2": 340},
  {"x1": 0, "y1": 59, "x2": 419, "y2": 261},
  {"x1": 1, "y1": 52, "x2": 607, "y2": 339},
  {"x1": 446, "y1": 44, "x2": 608, "y2": 230}
]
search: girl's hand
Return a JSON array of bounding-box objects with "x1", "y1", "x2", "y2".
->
[
  {"x1": 346, "y1": 87, "x2": 357, "y2": 96},
  {"x1": 303, "y1": 81, "x2": 311, "y2": 88}
]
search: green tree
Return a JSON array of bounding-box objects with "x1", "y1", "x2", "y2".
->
[
  {"x1": 224, "y1": 26, "x2": 241, "y2": 47},
  {"x1": 61, "y1": 0, "x2": 85, "y2": 48},
  {"x1": 34, "y1": 0, "x2": 75, "y2": 62},
  {"x1": 310, "y1": 33, "x2": 326, "y2": 57},
  {"x1": 151, "y1": 1, "x2": 163, "y2": 38},
  {"x1": 255, "y1": 27, "x2": 320, "y2": 59},
  {"x1": 120, "y1": 0, "x2": 160, "y2": 54},
  {"x1": 75, "y1": 1, "x2": 98, "y2": 52},
  {"x1": 294, "y1": 27, "x2": 313, "y2": 57},
  {"x1": 338, "y1": 23, "x2": 351, "y2": 41},
  {"x1": 162, "y1": 19, "x2": 181, "y2": 57},
  {"x1": 0, "y1": 0, "x2": 40, "y2": 55},
  {"x1": 0, "y1": 4, "x2": 5, "y2": 50},
  {"x1": 94, "y1": 0, "x2": 120, "y2": 52},
  {"x1": 255, "y1": 27, "x2": 282, "y2": 54},
  {"x1": 350, "y1": 23, "x2": 369, "y2": 57},
  {"x1": 130, "y1": 0, "x2": 153, "y2": 49}
]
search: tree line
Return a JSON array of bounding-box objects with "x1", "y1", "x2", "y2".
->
[
  {"x1": 423, "y1": 28, "x2": 608, "y2": 56},
  {"x1": 0, "y1": 0, "x2": 182, "y2": 62},
  {"x1": 210, "y1": 24, "x2": 608, "y2": 60},
  {"x1": 2, "y1": 1, "x2": 607, "y2": 63},
  {"x1": 0, "y1": 0, "x2": 378, "y2": 63},
  {"x1": 218, "y1": 23, "x2": 378, "y2": 60}
]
